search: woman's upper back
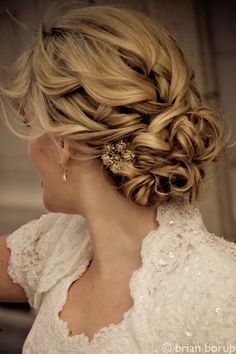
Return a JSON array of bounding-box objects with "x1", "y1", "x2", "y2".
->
[{"x1": 4, "y1": 197, "x2": 236, "y2": 353}]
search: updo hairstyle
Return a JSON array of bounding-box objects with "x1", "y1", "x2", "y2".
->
[{"x1": 0, "y1": 3, "x2": 234, "y2": 207}]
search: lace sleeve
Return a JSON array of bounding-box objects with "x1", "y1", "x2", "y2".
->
[{"x1": 6, "y1": 213, "x2": 60, "y2": 309}]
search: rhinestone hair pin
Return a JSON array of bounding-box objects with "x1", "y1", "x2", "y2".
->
[{"x1": 101, "y1": 139, "x2": 136, "y2": 173}]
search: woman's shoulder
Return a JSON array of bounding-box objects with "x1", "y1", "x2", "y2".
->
[
  {"x1": 148, "y1": 209, "x2": 236, "y2": 344},
  {"x1": 6, "y1": 212, "x2": 84, "y2": 271},
  {"x1": 6, "y1": 212, "x2": 90, "y2": 311},
  {"x1": 171, "y1": 202, "x2": 236, "y2": 299},
  {"x1": 155, "y1": 197, "x2": 236, "y2": 275},
  {"x1": 7, "y1": 211, "x2": 86, "y2": 249},
  {"x1": 183, "y1": 220, "x2": 236, "y2": 282},
  {"x1": 180, "y1": 232, "x2": 236, "y2": 344},
  {"x1": 164, "y1": 197, "x2": 236, "y2": 271},
  {"x1": 7, "y1": 212, "x2": 77, "y2": 244},
  {"x1": 135, "y1": 201, "x2": 236, "y2": 345}
]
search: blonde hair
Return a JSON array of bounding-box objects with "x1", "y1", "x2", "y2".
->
[{"x1": 0, "y1": 2, "x2": 234, "y2": 207}]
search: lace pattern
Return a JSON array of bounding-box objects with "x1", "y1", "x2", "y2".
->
[
  {"x1": 6, "y1": 213, "x2": 58, "y2": 307},
  {"x1": 6, "y1": 197, "x2": 236, "y2": 353}
]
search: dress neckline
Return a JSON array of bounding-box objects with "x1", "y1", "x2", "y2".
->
[{"x1": 53, "y1": 197, "x2": 189, "y2": 347}]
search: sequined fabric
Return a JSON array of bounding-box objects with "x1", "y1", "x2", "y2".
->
[{"x1": 6, "y1": 197, "x2": 236, "y2": 354}]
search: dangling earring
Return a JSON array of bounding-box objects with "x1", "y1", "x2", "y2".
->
[{"x1": 59, "y1": 162, "x2": 68, "y2": 182}]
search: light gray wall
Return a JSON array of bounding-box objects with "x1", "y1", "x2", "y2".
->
[
  {"x1": 207, "y1": 0, "x2": 236, "y2": 231},
  {"x1": 0, "y1": 0, "x2": 47, "y2": 235}
]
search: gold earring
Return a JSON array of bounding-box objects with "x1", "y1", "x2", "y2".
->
[{"x1": 59, "y1": 162, "x2": 68, "y2": 182}]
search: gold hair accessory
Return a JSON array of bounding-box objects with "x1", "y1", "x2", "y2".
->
[
  {"x1": 101, "y1": 139, "x2": 136, "y2": 173},
  {"x1": 59, "y1": 162, "x2": 68, "y2": 182}
]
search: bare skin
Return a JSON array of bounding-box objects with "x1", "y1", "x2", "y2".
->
[
  {"x1": 58, "y1": 262, "x2": 138, "y2": 339},
  {"x1": 26, "y1": 117, "x2": 159, "y2": 340}
]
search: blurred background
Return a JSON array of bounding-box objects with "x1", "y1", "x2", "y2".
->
[{"x1": 0, "y1": 0, "x2": 236, "y2": 353}]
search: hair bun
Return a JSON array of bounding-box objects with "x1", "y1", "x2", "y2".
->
[{"x1": 1, "y1": 4, "x2": 234, "y2": 208}]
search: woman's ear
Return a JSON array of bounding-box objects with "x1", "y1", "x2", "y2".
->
[{"x1": 59, "y1": 138, "x2": 71, "y2": 166}]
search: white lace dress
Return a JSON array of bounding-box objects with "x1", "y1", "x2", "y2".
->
[{"x1": 6, "y1": 197, "x2": 236, "y2": 354}]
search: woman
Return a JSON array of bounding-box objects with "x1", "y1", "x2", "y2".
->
[{"x1": 0, "y1": 3, "x2": 236, "y2": 353}]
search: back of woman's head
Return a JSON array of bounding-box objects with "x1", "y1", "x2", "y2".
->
[{"x1": 1, "y1": 2, "x2": 233, "y2": 207}]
